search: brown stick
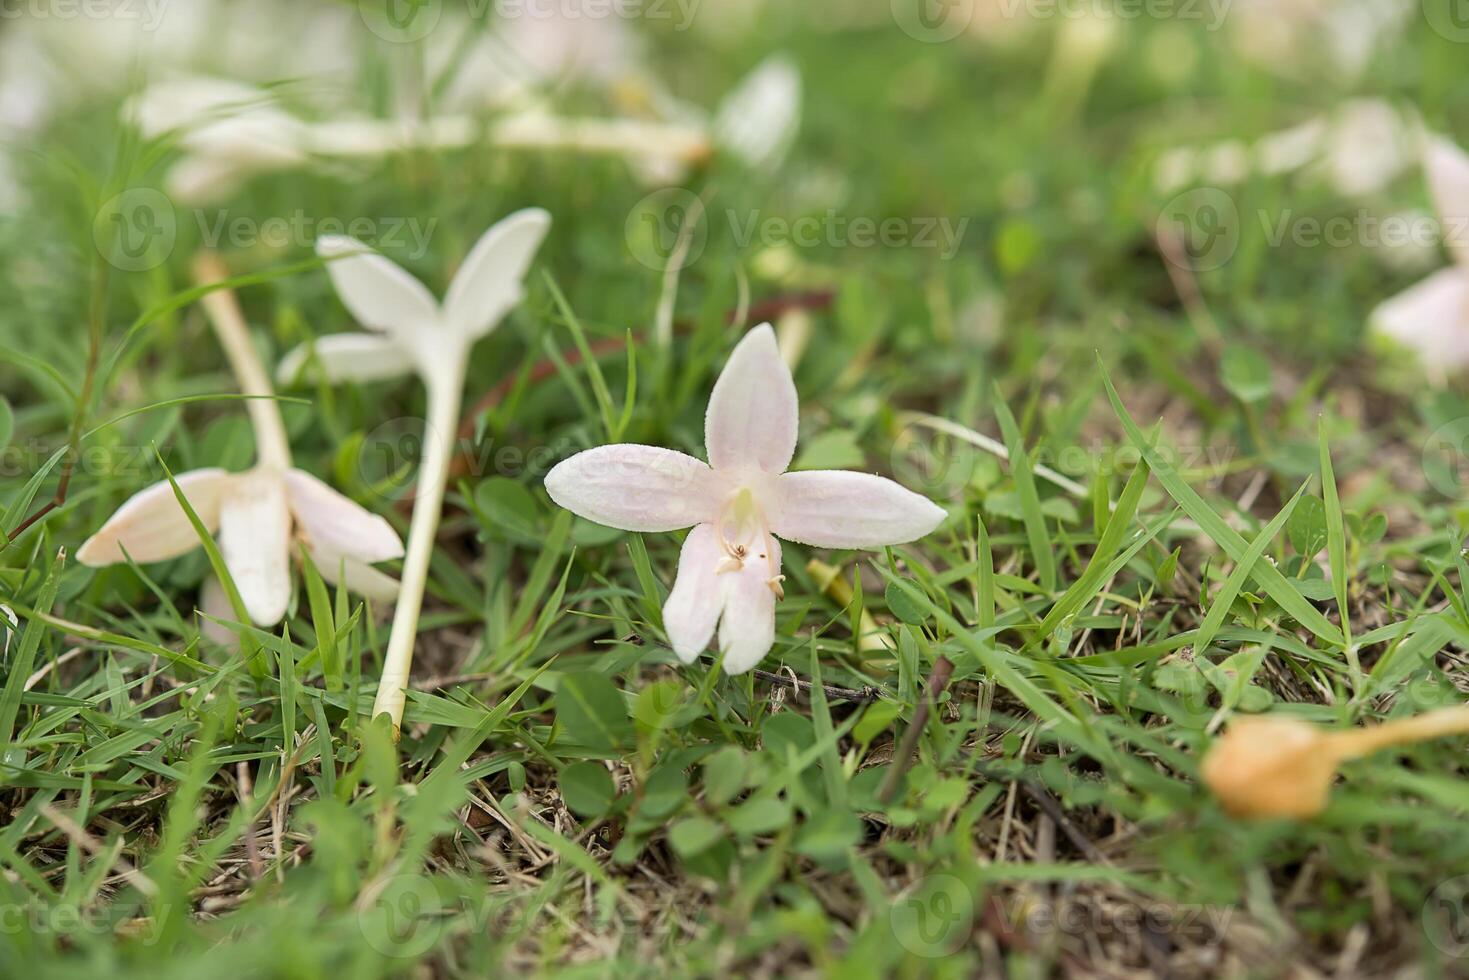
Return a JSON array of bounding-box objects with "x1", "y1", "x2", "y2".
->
[
  {"x1": 750, "y1": 667, "x2": 881, "y2": 703},
  {"x1": 878, "y1": 655, "x2": 955, "y2": 804}
]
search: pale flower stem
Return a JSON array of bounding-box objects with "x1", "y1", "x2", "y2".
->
[
  {"x1": 1330, "y1": 706, "x2": 1469, "y2": 760},
  {"x1": 307, "y1": 113, "x2": 711, "y2": 165},
  {"x1": 371, "y1": 365, "x2": 466, "y2": 736},
  {"x1": 193, "y1": 253, "x2": 292, "y2": 472}
]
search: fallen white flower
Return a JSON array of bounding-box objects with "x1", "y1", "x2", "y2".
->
[
  {"x1": 1371, "y1": 137, "x2": 1469, "y2": 376},
  {"x1": 544, "y1": 324, "x2": 947, "y2": 675},
  {"x1": 78, "y1": 263, "x2": 403, "y2": 626},
  {"x1": 279, "y1": 209, "x2": 551, "y2": 736},
  {"x1": 131, "y1": 54, "x2": 801, "y2": 205}
]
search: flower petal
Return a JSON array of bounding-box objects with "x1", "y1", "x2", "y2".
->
[
  {"x1": 442, "y1": 208, "x2": 551, "y2": 341},
  {"x1": 1426, "y1": 136, "x2": 1469, "y2": 269},
  {"x1": 661, "y1": 524, "x2": 723, "y2": 663},
  {"x1": 317, "y1": 235, "x2": 440, "y2": 344},
  {"x1": 198, "y1": 577, "x2": 238, "y2": 647},
  {"x1": 218, "y1": 472, "x2": 292, "y2": 626},
  {"x1": 1371, "y1": 266, "x2": 1469, "y2": 372},
  {"x1": 718, "y1": 534, "x2": 781, "y2": 675},
  {"x1": 77, "y1": 468, "x2": 232, "y2": 566},
  {"x1": 544, "y1": 444, "x2": 723, "y2": 532},
  {"x1": 713, "y1": 55, "x2": 801, "y2": 171},
  {"x1": 309, "y1": 544, "x2": 401, "y2": 604},
  {"x1": 770, "y1": 471, "x2": 947, "y2": 550},
  {"x1": 277, "y1": 333, "x2": 414, "y2": 386},
  {"x1": 704, "y1": 323, "x2": 799, "y2": 474},
  {"x1": 284, "y1": 468, "x2": 403, "y2": 564}
]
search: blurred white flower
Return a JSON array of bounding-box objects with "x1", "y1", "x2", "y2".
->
[
  {"x1": 1231, "y1": 0, "x2": 1411, "y2": 82},
  {"x1": 712, "y1": 56, "x2": 802, "y2": 172},
  {"x1": 1154, "y1": 100, "x2": 1421, "y2": 198},
  {"x1": 132, "y1": 54, "x2": 802, "y2": 204},
  {"x1": 1371, "y1": 138, "x2": 1469, "y2": 376}
]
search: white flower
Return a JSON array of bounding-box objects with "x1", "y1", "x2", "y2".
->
[
  {"x1": 279, "y1": 208, "x2": 552, "y2": 391},
  {"x1": 77, "y1": 465, "x2": 403, "y2": 627},
  {"x1": 711, "y1": 56, "x2": 802, "y2": 172},
  {"x1": 1371, "y1": 137, "x2": 1469, "y2": 375},
  {"x1": 279, "y1": 209, "x2": 552, "y2": 734},
  {"x1": 543, "y1": 324, "x2": 946, "y2": 675}
]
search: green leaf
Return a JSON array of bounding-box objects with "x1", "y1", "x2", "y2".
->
[
  {"x1": 1220, "y1": 346, "x2": 1272, "y2": 403},
  {"x1": 560, "y1": 762, "x2": 616, "y2": 819},
  {"x1": 633, "y1": 679, "x2": 689, "y2": 737},
  {"x1": 1193, "y1": 482, "x2": 1308, "y2": 659},
  {"x1": 993, "y1": 388, "x2": 1056, "y2": 591},
  {"x1": 555, "y1": 672, "x2": 633, "y2": 751},
  {"x1": 473, "y1": 478, "x2": 541, "y2": 539},
  {"x1": 852, "y1": 700, "x2": 901, "y2": 748},
  {"x1": 1286, "y1": 494, "x2": 1327, "y2": 558},
  {"x1": 726, "y1": 797, "x2": 791, "y2": 836},
  {"x1": 638, "y1": 763, "x2": 687, "y2": 820},
  {"x1": 0, "y1": 396, "x2": 12, "y2": 450},
  {"x1": 884, "y1": 580, "x2": 928, "y2": 626},
  {"x1": 1319, "y1": 424, "x2": 1353, "y2": 654},
  {"x1": 1097, "y1": 359, "x2": 1343, "y2": 647},
  {"x1": 794, "y1": 809, "x2": 863, "y2": 863},
  {"x1": 669, "y1": 816, "x2": 725, "y2": 858},
  {"x1": 0, "y1": 552, "x2": 63, "y2": 754},
  {"x1": 702, "y1": 746, "x2": 749, "y2": 806}
]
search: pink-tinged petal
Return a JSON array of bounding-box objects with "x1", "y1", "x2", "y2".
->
[
  {"x1": 544, "y1": 445, "x2": 723, "y2": 532},
  {"x1": 718, "y1": 535, "x2": 782, "y2": 675},
  {"x1": 770, "y1": 471, "x2": 947, "y2": 550},
  {"x1": 198, "y1": 577, "x2": 238, "y2": 647},
  {"x1": 1372, "y1": 267, "x2": 1469, "y2": 372},
  {"x1": 276, "y1": 333, "x2": 413, "y2": 386},
  {"x1": 1426, "y1": 137, "x2": 1469, "y2": 269},
  {"x1": 442, "y1": 208, "x2": 551, "y2": 341},
  {"x1": 713, "y1": 55, "x2": 802, "y2": 171},
  {"x1": 662, "y1": 524, "x2": 724, "y2": 662},
  {"x1": 309, "y1": 544, "x2": 400, "y2": 604},
  {"x1": 317, "y1": 235, "x2": 439, "y2": 341},
  {"x1": 705, "y1": 323, "x2": 799, "y2": 474},
  {"x1": 218, "y1": 473, "x2": 292, "y2": 626},
  {"x1": 77, "y1": 468, "x2": 232, "y2": 567},
  {"x1": 284, "y1": 468, "x2": 403, "y2": 564}
]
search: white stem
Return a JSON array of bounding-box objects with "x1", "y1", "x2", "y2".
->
[
  {"x1": 193, "y1": 254, "x2": 292, "y2": 472},
  {"x1": 307, "y1": 112, "x2": 711, "y2": 164},
  {"x1": 370, "y1": 359, "x2": 466, "y2": 736}
]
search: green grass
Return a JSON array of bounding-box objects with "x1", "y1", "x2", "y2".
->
[{"x1": 3, "y1": 3, "x2": 1469, "y2": 977}]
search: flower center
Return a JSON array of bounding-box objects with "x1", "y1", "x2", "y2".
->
[{"x1": 714, "y1": 486, "x2": 784, "y2": 598}]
